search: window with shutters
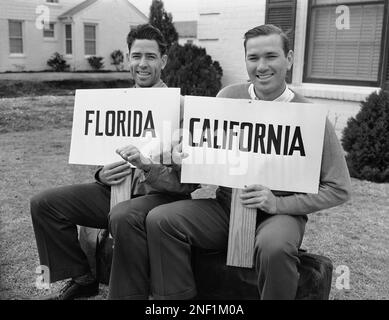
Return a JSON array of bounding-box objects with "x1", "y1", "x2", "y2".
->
[
  {"x1": 43, "y1": 23, "x2": 55, "y2": 38},
  {"x1": 304, "y1": 0, "x2": 388, "y2": 87},
  {"x1": 265, "y1": 0, "x2": 297, "y2": 83},
  {"x1": 9, "y1": 20, "x2": 23, "y2": 54},
  {"x1": 84, "y1": 24, "x2": 96, "y2": 55}
]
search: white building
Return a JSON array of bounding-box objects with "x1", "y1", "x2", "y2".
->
[
  {"x1": 196, "y1": 0, "x2": 389, "y2": 102},
  {"x1": 0, "y1": 0, "x2": 148, "y2": 72},
  {"x1": 174, "y1": 20, "x2": 198, "y2": 46}
]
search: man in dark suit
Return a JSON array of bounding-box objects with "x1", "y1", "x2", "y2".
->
[{"x1": 30, "y1": 24, "x2": 197, "y2": 300}]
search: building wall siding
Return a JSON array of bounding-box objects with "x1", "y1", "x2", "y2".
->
[
  {"x1": 0, "y1": 0, "x2": 147, "y2": 72},
  {"x1": 0, "y1": 19, "x2": 65, "y2": 71},
  {"x1": 0, "y1": 0, "x2": 83, "y2": 71},
  {"x1": 197, "y1": 0, "x2": 267, "y2": 87},
  {"x1": 71, "y1": 0, "x2": 147, "y2": 71}
]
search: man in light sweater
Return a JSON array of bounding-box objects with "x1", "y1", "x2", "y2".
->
[{"x1": 143, "y1": 24, "x2": 352, "y2": 300}]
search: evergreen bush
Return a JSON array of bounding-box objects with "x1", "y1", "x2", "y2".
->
[
  {"x1": 341, "y1": 90, "x2": 389, "y2": 182},
  {"x1": 87, "y1": 56, "x2": 104, "y2": 70},
  {"x1": 47, "y1": 52, "x2": 69, "y2": 72}
]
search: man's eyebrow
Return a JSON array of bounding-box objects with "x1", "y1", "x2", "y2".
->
[
  {"x1": 266, "y1": 51, "x2": 280, "y2": 55},
  {"x1": 247, "y1": 50, "x2": 280, "y2": 56}
]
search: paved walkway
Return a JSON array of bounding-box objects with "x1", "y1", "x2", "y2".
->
[{"x1": 0, "y1": 72, "x2": 131, "y2": 81}]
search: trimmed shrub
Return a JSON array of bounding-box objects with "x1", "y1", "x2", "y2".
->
[
  {"x1": 110, "y1": 50, "x2": 124, "y2": 71},
  {"x1": 162, "y1": 43, "x2": 223, "y2": 97},
  {"x1": 87, "y1": 56, "x2": 104, "y2": 70},
  {"x1": 341, "y1": 90, "x2": 389, "y2": 182},
  {"x1": 47, "y1": 52, "x2": 69, "y2": 72}
]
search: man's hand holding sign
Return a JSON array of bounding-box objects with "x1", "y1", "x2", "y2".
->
[
  {"x1": 116, "y1": 145, "x2": 153, "y2": 172},
  {"x1": 112, "y1": 143, "x2": 154, "y2": 210},
  {"x1": 98, "y1": 161, "x2": 132, "y2": 186},
  {"x1": 240, "y1": 185, "x2": 277, "y2": 214}
]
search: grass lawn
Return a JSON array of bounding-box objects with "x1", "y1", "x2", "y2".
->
[
  {"x1": 0, "y1": 79, "x2": 134, "y2": 99},
  {"x1": 0, "y1": 95, "x2": 388, "y2": 300}
]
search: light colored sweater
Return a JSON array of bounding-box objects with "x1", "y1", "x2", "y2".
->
[{"x1": 215, "y1": 82, "x2": 352, "y2": 215}]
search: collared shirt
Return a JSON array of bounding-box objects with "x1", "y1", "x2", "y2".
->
[
  {"x1": 248, "y1": 83, "x2": 295, "y2": 102},
  {"x1": 135, "y1": 79, "x2": 167, "y2": 88}
]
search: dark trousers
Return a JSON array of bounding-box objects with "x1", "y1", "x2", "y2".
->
[
  {"x1": 30, "y1": 182, "x2": 184, "y2": 299},
  {"x1": 145, "y1": 199, "x2": 307, "y2": 300}
]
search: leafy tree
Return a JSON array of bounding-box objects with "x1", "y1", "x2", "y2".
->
[
  {"x1": 148, "y1": 0, "x2": 223, "y2": 96},
  {"x1": 149, "y1": 0, "x2": 178, "y2": 50}
]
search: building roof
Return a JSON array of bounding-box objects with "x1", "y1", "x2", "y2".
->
[
  {"x1": 126, "y1": 1, "x2": 148, "y2": 21},
  {"x1": 58, "y1": 0, "x2": 148, "y2": 21},
  {"x1": 174, "y1": 20, "x2": 197, "y2": 38},
  {"x1": 58, "y1": 0, "x2": 98, "y2": 19}
]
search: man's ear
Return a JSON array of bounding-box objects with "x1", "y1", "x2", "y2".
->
[
  {"x1": 286, "y1": 50, "x2": 294, "y2": 71},
  {"x1": 161, "y1": 54, "x2": 168, "y2": 70}
]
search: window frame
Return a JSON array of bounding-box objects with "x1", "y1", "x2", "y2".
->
[
  {"x1": 65, "y1": 24, "x2": 72, "y2": 55},
  {"x1": 8, "y1": 20, "x2": 24, "y2": 54},
  {"x1": 43, "y1": 22, "x2": 55, "y2": 39},
  {"x1": 84, "y1": 23, "x2": 97, "y2": 56},
  {"x1": 380, "y1": 4, "x2": 389, "y2": 89},
  {"x1": 303, "y1": 0, "x2": 388, "y2": 87}
]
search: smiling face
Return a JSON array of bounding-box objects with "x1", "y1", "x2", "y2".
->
[
  {"x1": 245, "y1": 34, "x2": 293, "y2": 101},
  {"x1": 129, "y1": 39, "x2": 167, "y2": 87}
]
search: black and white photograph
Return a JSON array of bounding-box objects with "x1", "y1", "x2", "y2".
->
[{"x1": 0, "y1": 0, "x2": 388, "y2": 306}]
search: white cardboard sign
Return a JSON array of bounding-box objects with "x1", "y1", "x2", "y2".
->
[
  {"x1": 69, "y1": 88, "x2": 180, "y2": 166},
  {"x1": 181, "y1": 96, "x2": 328, "y2": 194}
]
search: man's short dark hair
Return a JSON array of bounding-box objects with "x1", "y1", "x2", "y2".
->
[
  {"x1": 243, "y1": 24, "x2": 290, "y2": 56},
  {"x1": 127, "y1": 24, "x2": 168, "y2": 56}
]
